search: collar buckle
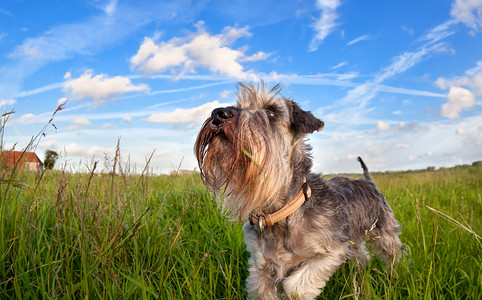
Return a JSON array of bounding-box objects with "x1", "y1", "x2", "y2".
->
[
  {"x1": 249, "y1": 177, "x2": 310, "y2": 231},
  {"x1": 258, "y1": 214, "x2": 264, "y2": 234}
]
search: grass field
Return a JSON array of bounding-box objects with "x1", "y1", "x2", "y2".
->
[{"x1": 0, "y1": 153, "x2": 481, "y2": 299}]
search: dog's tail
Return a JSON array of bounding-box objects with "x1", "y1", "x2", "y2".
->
[{"x1": 357, "y1": 156, "x2": 372, "y2": 181}]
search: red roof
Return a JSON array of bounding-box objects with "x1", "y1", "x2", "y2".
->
[{"x1": 0, "y1": 151, "x2": 43, "y2": 168}]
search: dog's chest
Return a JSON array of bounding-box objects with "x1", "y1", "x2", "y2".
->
[{"x1": 244, "y1": 223, "x2": 331, "y2": 278}]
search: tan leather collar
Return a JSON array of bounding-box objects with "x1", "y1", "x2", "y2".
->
[{"x1": 250, "y1": 177, "x2": 311, "y2": 228}]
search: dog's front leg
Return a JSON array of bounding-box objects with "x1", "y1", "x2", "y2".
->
[
  {"x1": 282, "y1": 251, "x2": 346, "y2": 299},
  {"x1": 244, "y1": 226, "x2": 280, "y2": 299},
  {"x1": 246, "y1": 259, "x2": 280, "y2": 300}
]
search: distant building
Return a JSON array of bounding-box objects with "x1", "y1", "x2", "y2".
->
[{"x1": 0, "y1": 151, "x2": 44, "y2": 173}]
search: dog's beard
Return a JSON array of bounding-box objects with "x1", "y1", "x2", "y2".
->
[{"x1": 195, "y1": 113, "x2": 292, "y2": 220}]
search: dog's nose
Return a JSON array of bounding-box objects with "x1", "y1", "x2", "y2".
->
[{"x1": 211, "y1": 107, "x2": 233, "y2": 126}]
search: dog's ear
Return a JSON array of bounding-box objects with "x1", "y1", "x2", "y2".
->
[{"x1": 289, "y1": 101, "x2": 324, "y2": 134}]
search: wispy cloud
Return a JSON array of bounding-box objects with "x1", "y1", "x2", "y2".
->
[
  {"x1": 150, "y1": 80, "x2": 235, "y2": 95},
  {"x1": 262, "y1": 73, "x2": 445, "y2": 98},
  {"x1": 0, "y1": 8, "x2": 13, "y2": 17},
  {"x1": 375, "y1": 42, "x2": 448, "y2": 83},
  {"x1": 11, "y1": 15, "x2": 124, "y2": 64},
  {"x1": 308, "y1": 6, "x2": 482, "y2": 170},
  {"x1": 450, "y1": 0, "x2": 482, "y2": 31},
  {"x1": 402, "y1": 25, "x2": 415, "y2": 35},
  {"x1": 347, "y1": 34, "x2": 371, "y2": 45},
  {"x1": 1, "y1": 1, "x2": 205, "y2": 97},
  {"x1": 418, "y1": 20, "x2": 455, "y2": 44},
  {"x1": 331, "y1": 61, "x2": 348, "y2": 69},
  {"x1": 9, "y1": 2, "x2": 198, "y2": 65},
  {"x1": 15, "y1": 82, "x2": 63, "y2": 98},
  {"x1": 318, "y1": 17, "x2": 460, "y2": 125},
  {"x1": 309, "y1": 0, "x2": 342, "y2": 51}
]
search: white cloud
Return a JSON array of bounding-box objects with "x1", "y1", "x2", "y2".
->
[
  {"x1": 122, "y1": 116, "x2": 132, "y2": 123},
  {"x1": 395, "y1": 144, "x2": 410, "y2": 149},
  {"x1": 0, "y1": 99, "x2": 16, "y2": 108},
  {"x1": 377, "y1": 120, "x2": 390, "y2": 131},
  {"x1": 346, "y1": 154, "x2": 358, "y2": 160},
  {"x1": 436, "y1": 60, "x2": 480, "y2": 118},
  {"x1": 38, "y1": 140, "x2": 56, "y2": 150},
  {"x1": 70, "y1": 117, "x2": 91, "y2": 126},
  {"x1": 436, "y1": 60, "x2": 482, "y2": 95},
  {"x1": 103, "y1": 0, "x2": 118, "y2": 15},
  {"x1": 309, "y1": 0, "x2": 342, "y2": 51},
  {"x1": 436, "y1": 75, "x2": 482, "y2": 93},
  {"x1": 63, "y1": 70, "x2": 149, "y2": 106},
  {"x1": 347, "y1": 34, "x2": 371, "y2": 45},
  {"x1": 146, "y1": 100, "x2": 231, "y2": 123},
  {"x1": 450, "y1": 0, "x2": 482, "y2": 31},
  {"x1": 19, "y1": 113, "x2": 37, "y2": 122},
  {"x1": 440, "y1": 86, "x2": 475, "y2": 118},
  {"x1": 365, "y1": 142, "x2": 385, "y2": 156},
  {"x1": 396, "y1": 121, "x2": 425, "y2": 132},
  {"x1": 60, "y1": 143, "x2": 113, "y2": 158},
  {"x1": 314, "y1": 115, "x2": 482, "y2": 173},
  {"x1": 219, "y1": 90, "x2": 232, "y2": 99},
  {"x1": 456, "y1": 128, "x2": 467, "y2": 135},
  {"x1": 57, "y1": 97, "x2": 68, "y2": 106},
  {"x1": 130, "y1": 23, "x2": 262, "y2": 80},
  {"x1": 101, "y1": 123, "x2": 118, "y2": 128}
]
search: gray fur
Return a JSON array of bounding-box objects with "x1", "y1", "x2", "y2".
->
[{"x1": 194, "y1": 82, "x2": 403, "y2": 299}]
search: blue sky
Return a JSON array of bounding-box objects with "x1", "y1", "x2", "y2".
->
[{"x1": 0, "y1": 0, "x2": 481, "y2": 174}]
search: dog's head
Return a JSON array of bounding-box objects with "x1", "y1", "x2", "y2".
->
[{"x1": 194, "y1": 82, "x2": 324, "y2": 220}]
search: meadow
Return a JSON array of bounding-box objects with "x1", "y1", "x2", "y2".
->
[{"x1": 0, "y1": 152, "x2": 481, "y2": 299}]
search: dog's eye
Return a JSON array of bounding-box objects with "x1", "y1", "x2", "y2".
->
[{"x1": 265, "y1": 105, "x2": 277, "y2": 119}]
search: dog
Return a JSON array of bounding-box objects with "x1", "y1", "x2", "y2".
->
[{"x1": 194, "y1": 82, "x2": 403, "y2": 299}]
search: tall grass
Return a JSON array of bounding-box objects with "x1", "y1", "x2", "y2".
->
[
  {"x1": 0, "y1": 111, "x2": 480, "y2": 299},
  {"x1": 0, "y1": 158, "x2": 250, "y2": 298},
  {"x1": 1, "y1": 160, "x2": 480, "y2": 299}
]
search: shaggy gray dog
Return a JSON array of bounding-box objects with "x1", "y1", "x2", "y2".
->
[{"x1": 194, "y1": 82, "x2": 403, "y2": 299}]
